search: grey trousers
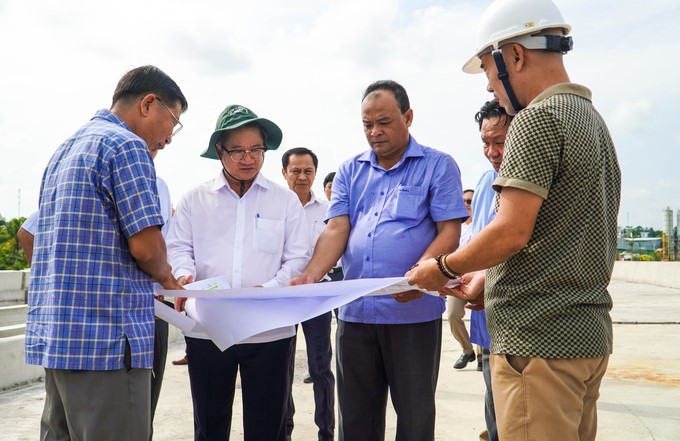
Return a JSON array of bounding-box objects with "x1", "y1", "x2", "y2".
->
[{"x1": 40, "y1": 352, "x2": 151, "y2": 441}]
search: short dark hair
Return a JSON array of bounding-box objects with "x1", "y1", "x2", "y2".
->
[
  {"x1": 323, "y1": 172, "x2": 335, "y2": 187},
  {"x1": 463, "y1": 189, "x2": 475, "y2": 194},
  {"x1": 111, "y1": 65, "x2": 188, "y2": 113},
  {"x1": 362, "y1": 80, "x2": 410, "y2": 114},
  {"x1": 281, "y1": 147, "x2": 318, "y2": 170},
  {"x1": 474, "y1": 99, "x2": 512, "y2": 131}
]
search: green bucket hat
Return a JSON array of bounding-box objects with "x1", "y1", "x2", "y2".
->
[{"x1": 201, "y1": 104, "x2": 283, "y2": 160}]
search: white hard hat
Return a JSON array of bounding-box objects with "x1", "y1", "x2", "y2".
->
[{"x1": 463, "y1": 0, "x2": 572, "y2": 74}]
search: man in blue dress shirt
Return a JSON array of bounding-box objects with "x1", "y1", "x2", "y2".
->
[{"x1": 291, "y1": 80, "x2": 468, "y2": 441}]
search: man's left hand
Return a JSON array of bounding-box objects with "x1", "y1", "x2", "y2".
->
[{"x1": 391, "y1": 289, "x2": 424, "y2": 303}]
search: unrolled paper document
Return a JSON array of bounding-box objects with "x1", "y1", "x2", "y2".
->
[{"x1": 159, "y1": 276, "x2": 457, "y2": 351}]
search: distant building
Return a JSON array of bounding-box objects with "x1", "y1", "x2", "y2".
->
[{"x1": 617, "y1": 237, "x2": 662, "y2": 252}]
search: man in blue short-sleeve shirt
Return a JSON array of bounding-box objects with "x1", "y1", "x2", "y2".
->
[
  {"x1": 291, "y1": 80, "x2": 468, "y2": 441},
  {"x1": 26, "y1": 65, "x2": 187, "y2": 441}
]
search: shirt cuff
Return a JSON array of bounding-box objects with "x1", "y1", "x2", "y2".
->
[
  {"x1": 173, "y1": 269, "x2": 194, "y2": 282},
  {"x1": 260, "y1": 279, "x2": 282, "y2": 289}
]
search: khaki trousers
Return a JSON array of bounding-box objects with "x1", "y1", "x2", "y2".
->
[
  {"x1": 490, "y1": 353, "x2": 609, "y2": 441},
  {"x1": 446, "y1": 295, "x2": 473, "y2": 354}
]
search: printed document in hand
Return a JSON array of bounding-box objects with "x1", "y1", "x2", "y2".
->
[
  {"x1": 159, "y1": 276, "x2": 453, "y2": 351},
  {"x1": 152, "y1": 276, "x2": 231, "y2": 334}
]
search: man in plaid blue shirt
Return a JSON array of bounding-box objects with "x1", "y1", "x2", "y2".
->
[{"x1": 26, "y1": 65, "x2": 187, "y2": 441}]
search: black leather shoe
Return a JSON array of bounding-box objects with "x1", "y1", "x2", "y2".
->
[
  {"x1": 303, "y1": 373, "x2": 313, "y2": 384},
  {"x1": 454, "y1": 352, "x2": 476, "y2": 369}
]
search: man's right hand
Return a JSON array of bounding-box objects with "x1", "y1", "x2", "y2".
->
[
  {"x1": 174, "y1": 275, "x2": 194, "y2": 312},
  {"x1": 289, "y1": 273, "x2": 320, "y2": 286}
]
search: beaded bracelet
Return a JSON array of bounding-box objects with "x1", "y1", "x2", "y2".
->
[
  {"x1": 440, "y1": 253, "x2": 461, "y2": 278},
  {"x1": 435, "y1": 253, "x2": 458, "y2": 279}
]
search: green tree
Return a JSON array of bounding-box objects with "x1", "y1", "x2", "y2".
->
[
  {"x1": 647, "y1": 228, "x2": 662, "y2": 237},
  {"x1": 0, "y1": 216, "x2": 29, "y2": 270}
]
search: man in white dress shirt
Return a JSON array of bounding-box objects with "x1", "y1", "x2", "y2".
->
[
  {"x1": 281, "y1": 147, "x2": 335, "y2": 441},
  {"x1": 167, "y1": 105, "x2": 310, "y2": 441}
]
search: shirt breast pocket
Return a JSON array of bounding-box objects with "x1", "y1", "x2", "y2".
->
[
  {"x1": 312, "y1": 220, "x2": 326, "y2": 237},
  {"x1": 254, "y1": 217, "x2": 284, "y2": 254},
  {"x1": 394, "y1": 185, "x2": 424, "y2": 220}
]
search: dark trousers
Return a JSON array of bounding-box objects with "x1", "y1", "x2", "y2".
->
[
  {"x1": 327, "y1": 267, "x2": 343, "y2": 282},
  {"x1": 150, "y1": 316, "x2": 169, "y2": 440},
  {"x1": 327, "y1": 268, "x2": 343, "y2": 321},
  {"x1": 482, "y1": 348, "x2": 499, "y2": 441},
  {"x1": 336, "y1": 319, "x2": 442, "y2": 441},
  {"x1": 287, "y1": 311, "x2": 335, "y2": 441},
  {"x1": 186, "y1": 336, "x2": 294, "y2": 441}
]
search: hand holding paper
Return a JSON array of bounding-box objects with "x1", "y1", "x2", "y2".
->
[{"x1": 174, "y1": 274, "x2": 196, "y2": 311}]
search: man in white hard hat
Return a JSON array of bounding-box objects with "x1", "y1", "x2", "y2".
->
[{"x1": 407, "y1": 1, "x2": 621, "y2": 440}]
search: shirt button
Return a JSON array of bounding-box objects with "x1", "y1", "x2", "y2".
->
[
  {"x1": 380, "y1": 191, "x2": 384, "y2": 195},
  {"x1": 368, "y1": 233, "x2": 372, "y2": 237},
  {"x1": 366, "y1": 256, "x2": 370, "y2": 261},
  {"x1": 374, "y1": 212, "x2": 378, "y2": 216}
]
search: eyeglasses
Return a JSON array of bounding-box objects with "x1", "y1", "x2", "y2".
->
[
  {"x1": 464, "y1": 199, "x2": 473, "y2": 205},
  {"x1": 219, "y1": 145, "x2": 267, "y2": 162},
  {"x1": 158, "y1": 99, "x2": 183, "y2": 137}
]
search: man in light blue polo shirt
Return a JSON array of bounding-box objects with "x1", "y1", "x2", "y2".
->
[{"x1": 291, "y1": 80, "x2": 468, "y2": 441}]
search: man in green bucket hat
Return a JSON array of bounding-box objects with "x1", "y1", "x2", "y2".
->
[
  {"x1": 201, "y1": 104, "x2": 284, "y2": 195},
  {"x1": 168, "y1": 104, "x2": 311, "y2": 440}
]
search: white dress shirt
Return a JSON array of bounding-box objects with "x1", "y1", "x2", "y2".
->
[
  {"x1": 167, "y1": 171, "x2": 311, "y2": 343},
  {"x1": 156, "y1": 176, "x2": 172, "y2": 238},
  {"x1": 460, "y1": 220, "x2": 472, "y2": 249},
  {"x1": 303, "y1": 191, "x2": 329, "y2": 253}
]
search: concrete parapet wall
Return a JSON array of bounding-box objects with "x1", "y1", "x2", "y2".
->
[
  {"x1": 0, "y1": 305, "x2": 28, "y2": 327},
  {"x1": 611, "y1": 261, "x2": 680, "y2": 289},
  {"x1": 0, "y1": 270, "x2": 26, "y2": 292},
  {"x1": 0, "y1": 335, "x2": 44, "y2": 390},
  {"x1": 0, "y1": 270, "x2": 29, "y2": 305},
  {"x1": 0, "y1": 324, "x2": 26, "y2": 339}
]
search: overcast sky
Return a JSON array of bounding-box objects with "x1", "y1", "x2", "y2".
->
[{"x1": 1, "y1": 0, "x2": 678, "y2": 229}]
